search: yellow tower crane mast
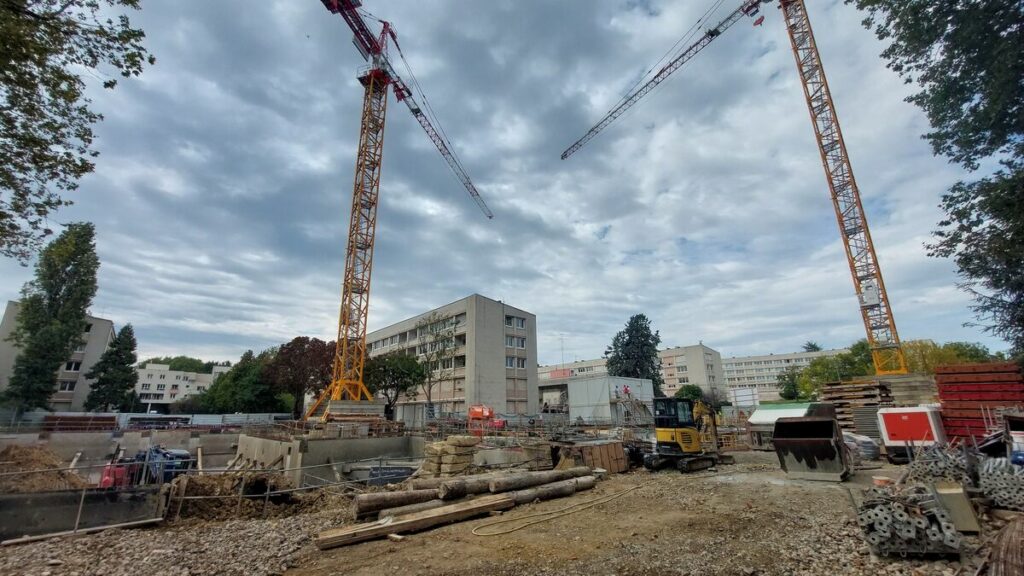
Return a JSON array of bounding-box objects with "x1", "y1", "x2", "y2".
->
[
  {"x1": 306, "y1": 1, "x2": 493, "y2": 421},
  {"x1": 561, "y1": 0, "x2": 907, "y2": 375}
]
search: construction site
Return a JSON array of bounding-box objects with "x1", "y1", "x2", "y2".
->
[{"x1": 0, "y1": 0, "x2": 1022, "y2": 575}]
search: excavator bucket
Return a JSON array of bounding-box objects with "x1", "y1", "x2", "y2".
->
[{"x1": 772, "y1": 416, "x2": 850, "y2": 482}]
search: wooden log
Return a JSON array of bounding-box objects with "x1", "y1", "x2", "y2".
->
[
  {"x1": 378, "y1": 499, "x2": 447, "y2": 519},
  {"x1": 507, "y1": 475, "x2": 597, "y2": 505},
  {"x1": 353, "y1": 489, "x2": 439, "y2": 518},
  {"x1": 317, "y1": 494, "x2": 515, "y2": 550},
  {"x1": 488, "y1": 467, "x2": 591, "y2": 493},
  {"x1": 409, "y1": 471, "x2": 503, "y2": 491},
  {"x1": 438, "y1": 475, "x2": 495, "y2": 500}
]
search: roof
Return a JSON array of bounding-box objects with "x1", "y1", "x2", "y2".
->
[{"x1": 747, "y1": 404, "x2": 812, "y2": 425}]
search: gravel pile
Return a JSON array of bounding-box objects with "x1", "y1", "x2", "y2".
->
[{"x1": 0, "y1": 502, "x2": 352, "y2": 576}]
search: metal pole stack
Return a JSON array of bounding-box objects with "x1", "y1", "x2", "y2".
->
[
  {"x1": 857, "y1": 485, "x2": 962, "y2": 556},
  {"x1": 979, "y1": 458, "x2": 1024, "y2": 511}
]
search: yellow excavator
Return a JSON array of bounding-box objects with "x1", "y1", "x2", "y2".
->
[{"x1": 643, "y1": 398, "x2": 734, "y2": 472}]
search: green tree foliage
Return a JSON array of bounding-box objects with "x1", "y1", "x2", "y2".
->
[
  {"x1": 1, "y1": 1, "x2": 154, "y2": 260},
  {"x1": 2, "y1": 223, "x2": 98, "y2": 411},
  {"x1": 168, "y1": 394, "x2": 207, "y2": 415},
  {"x1": 364, "y1": 352, "x2": 426, "y2": 420},
  {"x1": 796, "y1": 340, "x2": 874, "y2": 399},
  {"x1": 902, "y1": 340, "x2": 994, "y2": 374},
  {"x1": 140, "y1": 356, "x2": 229, "y2": 374},
  {"x1": 673, "y1": 384, "x2": 704, "y2": 402},
  {"x1": 802, "y1": 341, "x2": 822, "y2": 352},
  {"x1": 605, "y1": 314, "x2": 665, "y2": 397},
  {"x1": 200, "y1": 349, "x2": 284, "y2": 414},
  {"x1": 84, "y1": 324, "x2": 137, "y2": 411},
  {"x1": 849, "y1": 0, "x2": 1024, "y2": 354},
  {"x1": 777, "y1": 366, "x2": 801, "y2": 400},
  {"x1": 264, "y1": 337, "x2": 334, "y2": 419}
]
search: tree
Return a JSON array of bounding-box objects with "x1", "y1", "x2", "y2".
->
[
  {"x1": 796, "y1": 340, "x2": 874, "y2": 399},
  {"x1": 2, "y1": 223, "x2": 98, "y2": 411},
  {"x1": 1, "y1": 1, "x2": 155, "y2": 260},
  {"x1": 802, "y1": 341, "x2": 822, "y2": 352},
  {"x1": 264, "y1": 337, "x2": 334, "y2": 419},
  {"x1": 777, "y1": 366, "x2": 801, "y2": 400},
  {"x1": 84, "y1": 324, "x2": 137, "y2": 411},
  {"x1": 848, "y1": 0, "x2": 1024, "y2": 354},
  {"x1": 673, "y1": 384, "x2": 704, "y2": 402},
  {"x1": 200, "y1": 349, "x2": 284, "y2": 414},
  {"x1": 902, "y1": 340, "x2": 994, "y2": 374},
  {"x1": 364, "y1": 352, "x2": 427, "y2": 420},
  {"x1": 941, "y1": 341, "x2": 993, "y2": 364},
  {"x1": 415, "y1": 312, "x2": 460, "y2": 418},
  {"x1": 605, "y1": 314, "x2": 665, "y2": 397}
]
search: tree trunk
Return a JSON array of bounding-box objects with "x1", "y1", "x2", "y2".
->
[
  {"x1": 378, "y1": 498, "x2": 446, "y2": 519},
  {"x1": 488, "y1": 467, "x2": 591, "y2": 493},
  {"x1": 352, "y1": 489, "x2": 439, "y2": 519},
  {"x1": 508, "y1": 476, "x2": 595, "y2": 505},
  {"x1": 438, "y1": 475, "x2": 495, "y2": 500}
]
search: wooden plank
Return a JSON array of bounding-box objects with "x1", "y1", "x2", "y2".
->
[{"x1": 316, "y1": 494, "x2": 515, "y2": 549}]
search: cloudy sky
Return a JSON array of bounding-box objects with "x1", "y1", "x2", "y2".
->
[{"x1": 0, "y1": 0, "x2": 1007, "y2": 365}]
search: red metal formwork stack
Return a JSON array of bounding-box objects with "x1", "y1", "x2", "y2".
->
[{"x1": 937, "y1": 362, "x2": 1024, "y2": 441}]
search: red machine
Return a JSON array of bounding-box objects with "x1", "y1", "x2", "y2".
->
[{"x1": 877, "y1": 406, "x2": 946, "y2": 464}]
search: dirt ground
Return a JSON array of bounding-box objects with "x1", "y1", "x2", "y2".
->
[
  {"x1": 0, "y1": 445, "x2": 87, "y2": 493},
  {"x1": 290, "y1": 452, "x2": 978, "y2": 576}
]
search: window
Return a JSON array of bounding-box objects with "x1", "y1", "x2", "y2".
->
[
  {"x1": 505, "y1": 356, "x2": 515, "y2": 368},
  {"x1": 157, "y1": 384, "x2": 166, "y2": 391},
  {"x1": 147, "y1": 373, "x2": 153, "y2": 379},
  {"x1": 516, "y1": 357, "x2": 527, "y2": 369},
  {"x1": 142, "y1": 383, "x2": 151, "y2": 390},
  {"x1": 159, "y1": 374, "x2": 166, "y2": 380},
  {"x1": 516, "y1": 337, "x2": 526, "y2": 349},
  {"x1": 679, "y1": 365, "x2": 687, "y2": 372},
  {"x1": 175, "y1": 375, "x2": 181, "y2": 381},
  {"x1": 58, "y1": 380, "x2": 76, "y2": 392},
  {"x1": 505, "y1": 335, "x2": 515, "y2": 347},
  {"x1": 171, "y1": 384, "x2": 179, "y2": 391},
  {"x1": 64, "y1": 361, "x2": 81, "y2": 372},
  {"x1": 441, "y1": 358, "x2": 453, "y2": 369},
  {"x1": 170, "y1": 393, "x2": 177, "y2": 400},
  {"x1": 83, "y1": 323, "x2": 92, "y2": 333},
  {"x1": 505, "y1": 316, "x2": 514, "y2": 327},
  {"x1": 197, "y1": 386, "x2": 206, "y2": 393},
  {"x1": 74, "y1": 343, "x2": 86, "y2": 353},
  {"x1": 678, "y1": 377, "x2": 689, "y2": 384},
  {"x1": 515, "y1": 317, "x2": 526, "y2": 329}
]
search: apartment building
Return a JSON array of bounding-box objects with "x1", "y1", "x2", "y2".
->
[
  {"x1": 365, "y1": 294, "x2": 537, "y2": 424},
  {"x1": 723, "y1": 348, "x2": 848, "y2": 401},
  {"x1": 134, "y1": 363, "x2": 231, "y2": 412},
  {"x1": 0, "y1": 300, "x2": 115, "y2": 412},
  {"x1": 539, "y1": 343, "x2": 727, "y2": 400}
]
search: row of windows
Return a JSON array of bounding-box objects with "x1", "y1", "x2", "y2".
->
[
  {"x1": 504, "y1": 315, "x2": 527, "y2": 329},
  {"x1": 368, "y1": 314, "x2": 467, "y2": 353},
  {"x1": 505, "y1": 356, "x2": 528, "y2": 369},
  {"x1": 504, "y1": 336, "x2": 527, "y2": 349},
  {"x1": 723, "y1": 357, "x2": 815, "y2": 369}
]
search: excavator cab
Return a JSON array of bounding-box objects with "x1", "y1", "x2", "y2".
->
[{"x1": 645, "y1": 398, "x2": 729, "y2": 473}]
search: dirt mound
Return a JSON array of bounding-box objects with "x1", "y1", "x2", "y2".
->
[
  {"x1": 0, "y1": 445, "x2": 88, "y2": 493},
  {"x1": 170, "y1": 472, "x2": 345, "y2": 521}
]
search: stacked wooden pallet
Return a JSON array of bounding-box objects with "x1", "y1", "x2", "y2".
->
[
  {"x1": 937, "y1": 362, "x2": 1024, "y2": 441},
  {"x1": 821, "y1": 380, "x2": 893, "y2": 431}
]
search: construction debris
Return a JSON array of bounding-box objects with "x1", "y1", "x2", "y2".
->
[
  {"x1": 168, "y1": 471, "x2": 331, "y2": 521},
  {"x1": 989, "y1": 517, "x2": 1024, "y2": 576},
  {"x1": 0, "y1": 445, "x2": 88, "y2": 493},
  {"x1": 979, "y1": 458, "x2": 1024, "y2": 511},
  {"x1": 420, "y1": 435, "x2": 480, "y2": 478},
  {"x1": 903, "y1": 444, "x2": 972, "y2": 485},
  {"x1": 858, "y1": 484, "x2": 962, "y2": 556}
]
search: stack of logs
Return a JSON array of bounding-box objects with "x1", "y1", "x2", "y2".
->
[
  {"x1": 420, "y1": 435, "x2": 480, "y2": 478},
  {"x1": 318, "y1": 466, "x2": 596, "y2": 549}
]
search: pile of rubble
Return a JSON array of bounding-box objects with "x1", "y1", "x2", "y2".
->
[
  {"x1": 0, "y1": 445, "x2": 87, "y2": 493},
  {"x1": 169, "y1": 471, "x2": 344, "y2": 521},
  {"x1": 419, "y1": 435, "x2": 480, "y2": 478}
]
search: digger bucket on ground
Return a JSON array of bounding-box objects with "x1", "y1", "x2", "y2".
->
[{"x1": 772, "y1": 417, "x2": 850, "y2": 482}]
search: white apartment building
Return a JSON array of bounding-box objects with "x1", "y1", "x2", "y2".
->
[
  {"x1": 723, "y1": 348, "x2": 848, "y2": 401},
  {"x1": 0, "y1": 301, "x2": 115, "y2": 412},
  {"x1": 134, "y1": 363, "x2": 231, "y2": 412},
  {"x1": 365, "y1": 294, "x2": 538, "y2": 424},
  {"x1": 539, "y1": 343, "x2": 727, "y2": 400}
]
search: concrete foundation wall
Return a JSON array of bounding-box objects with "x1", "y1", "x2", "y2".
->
[{"x1": 0, "y1": 486, "x2": 163, "y2": 540}]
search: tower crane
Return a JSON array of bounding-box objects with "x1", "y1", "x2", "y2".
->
[
  {"x1": 305, "y1": 0, "x2": 493, "y2": 421},
  {"x1": 561, "y1": 0, "x2": 908, "y2": 376}
]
